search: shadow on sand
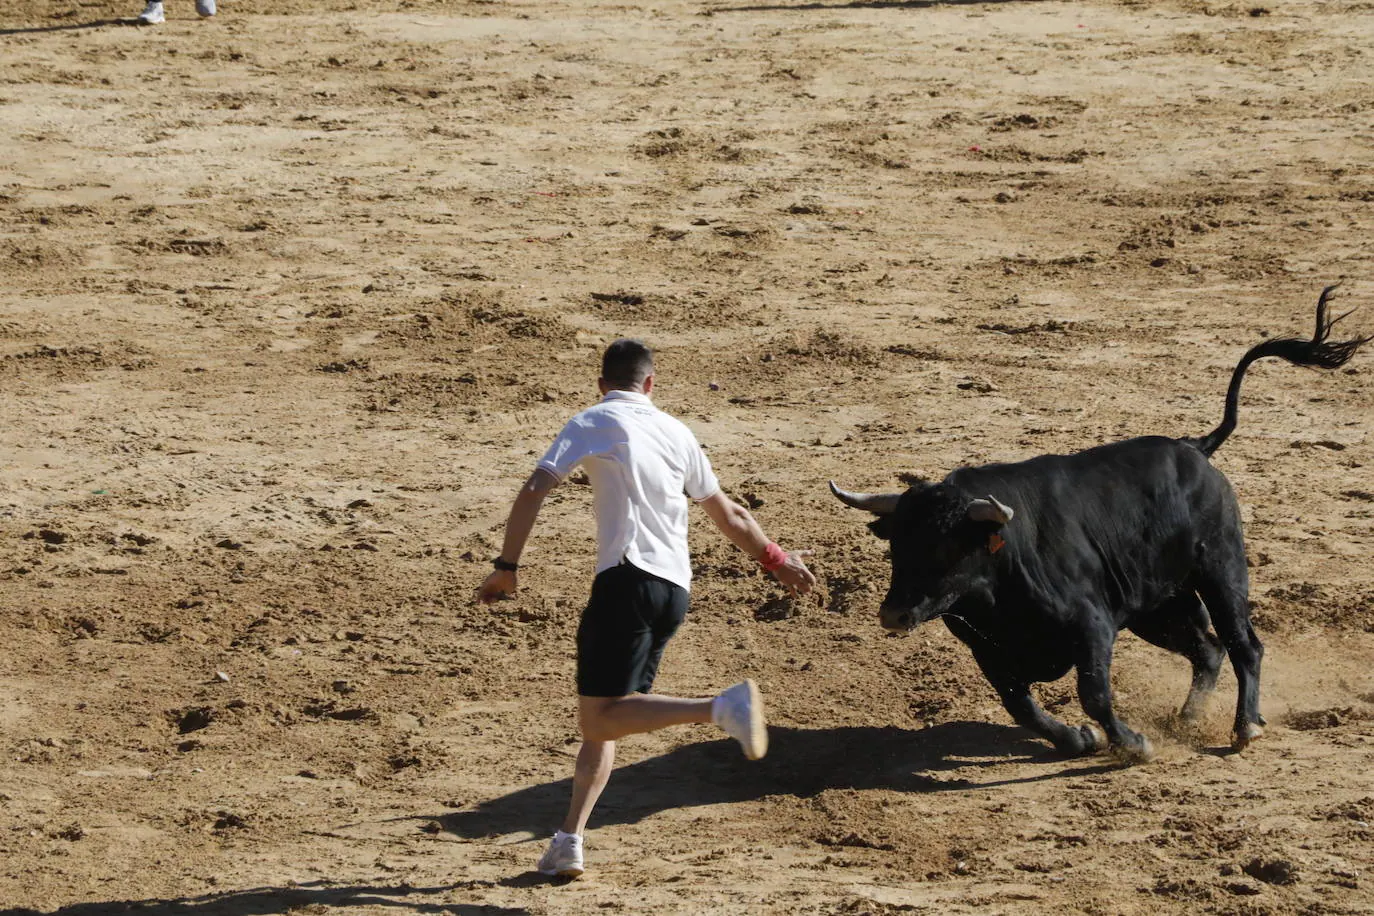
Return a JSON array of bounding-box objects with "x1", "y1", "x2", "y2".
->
[
  {"x1": 0, "y1": 19, "x2": 126, "y2": 35},
  {"x1": 440, "y1": 722, "x2": 1119, "y2": 839},
  {"x1": 1, "y1": 881, "x2": 528, "y2": 916},
  {"x1": 6, "y1": 725, "x2": 1120, "y2": 912}
]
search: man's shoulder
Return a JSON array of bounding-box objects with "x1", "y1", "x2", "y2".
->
[
  {"x1": 623, "y1": 399, "x2": 690, "y2": 428},
  {"x1": 557, "y1": 400, "x2": 641, "y2": 438},
  {"x1": 566, "y1": 397, "x2": 628, "y2": 421},
  {"x1": 646, "y1": 406, "x2": 705, "y2": 451},
  {"x1": 577, "y1": 398, "x2": 700, "y2": 443}
]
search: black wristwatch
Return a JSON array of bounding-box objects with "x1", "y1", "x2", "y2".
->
[{"x1": 493, "y1": 557, "x2": 519, "y2": 572}]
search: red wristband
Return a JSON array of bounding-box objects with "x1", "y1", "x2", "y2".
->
[{"x1": 759, "y1": 542, "x2": 788, "y2": 572}]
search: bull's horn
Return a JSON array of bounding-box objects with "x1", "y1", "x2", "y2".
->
[
  {"x1": 829, "y1": 480, "x2": 901, "y2": 515},
  {"x1": 967, "y1": 494, "x2": 1014, "y2": 525}
]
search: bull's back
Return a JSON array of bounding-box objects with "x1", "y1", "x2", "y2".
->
[{"x1": 949, "y1": 436, "x2": 1239, "y2": 616}]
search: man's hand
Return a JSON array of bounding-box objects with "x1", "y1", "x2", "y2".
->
[
  {"x1": 476, "y1": 569, "x2": 517, "y2": 604},
  {"x1": 771, "y1": 549, "x2": 816, "y2": 597}
]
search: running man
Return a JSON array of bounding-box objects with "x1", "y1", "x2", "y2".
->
[{"x1": 476, "y1": 338, "x2": 816, "y2": 879}]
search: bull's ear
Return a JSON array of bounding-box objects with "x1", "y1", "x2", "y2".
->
[
  {"x1": 966, "y1": 494, "x2": 1014, "y2": 527},
  {"x1": 867, "y1": 515, "x2": 895, "y2": 541}
]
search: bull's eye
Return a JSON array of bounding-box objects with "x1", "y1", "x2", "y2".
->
[
  {"x1": 868, "y1": 516, "x2": 895, "y2": 541},
  {"x1": 891, "y1": 530, "x2": 975, "y2": 585}
]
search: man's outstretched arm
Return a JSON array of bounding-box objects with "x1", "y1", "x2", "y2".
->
[
  {"x1": 476, "y1": 468, "x2": 560, "y2": 604},
  {"x1": 698, "y1": 491, "x2": 816, "y2": 597}
]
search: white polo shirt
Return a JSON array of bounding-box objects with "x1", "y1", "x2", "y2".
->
[{"x1": 536, "y1": 390, "x2": 720, "y2": 590}]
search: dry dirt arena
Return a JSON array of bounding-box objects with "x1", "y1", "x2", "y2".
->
[{"x1": 2, "y1": 0, "x2": 1374, "y2": 912}]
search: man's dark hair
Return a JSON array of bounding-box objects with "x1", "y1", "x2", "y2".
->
[{"x1": 601, "y1": 338, "x2": 654, "y2": 390}]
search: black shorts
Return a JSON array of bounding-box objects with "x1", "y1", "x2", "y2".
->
[{"x1": 576, "y1": 561, "x2": 689, "y2": 698}]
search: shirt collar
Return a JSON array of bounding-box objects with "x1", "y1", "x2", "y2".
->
[{"x1": 601, "y1": 389, "x2": 652, "y2": 404}]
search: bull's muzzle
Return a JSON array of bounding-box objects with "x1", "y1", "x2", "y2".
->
[
  {"x1": 879, "y1": 604, "x2": 918, "y2": 631},
  {"x1": 881, "y1": 591, "x2": 959, "y2": 631}
]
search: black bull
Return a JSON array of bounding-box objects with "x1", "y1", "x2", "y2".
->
[{"x1": 832, "y1": 287, "x2": 1369, "y2": 763}]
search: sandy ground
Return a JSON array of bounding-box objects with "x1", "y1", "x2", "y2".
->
[{"x1": 2, "y1": 0, "x2": 1373, "y2": 912}]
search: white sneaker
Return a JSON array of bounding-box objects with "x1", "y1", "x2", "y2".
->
[
  {"x1": 537, "y1": 831, "x2": 584, "y2": 878},
  {"x1": 136, "y1": 1, "x2": 164, "y2": 23},
  {"x1": 713, "y1": 679, "x2": 768, "y2": 760},
  {"x1": 195, "y1": 0, "x2": 216, "y2": 17}
]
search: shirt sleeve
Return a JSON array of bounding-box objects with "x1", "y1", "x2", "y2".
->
[
  {"x1": 536, "y1": 420, "x2": 588, "y2": 481},
  {"x1": 682, "y1": 431, "x2": 720, "y2": 502}
]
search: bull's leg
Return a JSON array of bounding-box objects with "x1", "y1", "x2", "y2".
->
[
  {"x1": 1076, "y1": 619, "x2": 1154, "y2": 764},
  {"x1": 1128, "y1": 593, "x2": 1225, "y2": 721},
  {"x1": 986, "y1": 675, "x2": 1104, "y2": 757},
  {"x1": 1195, "y1": 568, "x2": 1264, "y2": 750},
  {"x1": 950, "y1": 623, "x2": 1102, "y2": 756}
]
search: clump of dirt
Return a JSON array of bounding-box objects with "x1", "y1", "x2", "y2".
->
[
  {"x1": 0, "y1": 238, "x2": 83, "y2": 271},
  {"x1": 988, "y1": 113, "x2": 1062, "y2": 131},
  {"x1": 0, "y1": 342, "x2": 155, "y2": 375},
  {"x1": 635, "y1": 127, "x2": 764, "y2": 163},
  {"x1": 581, "y1": 290, "x2": 760, "y2": 329},
  {"x1": 467, "y1": 301, "x2": 574, "y2": 342},
  {"x1": 362, "y1": 370, "x2": 563, "y2": 414},
  {"x1": 970, "y1": 145, "x2": 1094, "y2": 163},
  {"x1": 1284, "y1": 706, "x2": 1371, "y2": 731},
  {"x1": 131, "y1": 237, "x2": 231, "y2": 257},
  {"x1": 765, "y1": 329, "x2": 882, "y2": 367},
  {"x1": 1242, "y1": 856, "x2": 1300, "y2": 886}
]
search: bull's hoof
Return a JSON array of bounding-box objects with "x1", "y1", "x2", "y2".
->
[
  {"x1": 1054, "y1": 723, "x2": 1105, "y2": 757},
  {"x1": 1077, "y1": 724, "x2": 1106, "y2": 756},
  {"x1": 1110, "y1": 735, "x2": 1156, "y2": 766},
  {"x1": 1232, "y1": 721, "x2": 1264, "y2": 751}
]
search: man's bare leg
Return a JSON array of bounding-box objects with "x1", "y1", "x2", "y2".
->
[
  {"x1": 561, "y1": 739, "x2": 615, "y2": 836},
  {"x1": 558, "y1": 695, "x2": 712, "y2": 834},
  {"x1": 579, "y1": 694, "x2": 713, "y2": 741},
  {"x1": 542, "y1": 685, "x2": 764, "y2": 875}
]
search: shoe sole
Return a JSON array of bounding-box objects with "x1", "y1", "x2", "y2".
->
[
  {"x1": 741, "y1": 678, "x2": 768, "y2": 760},
  {"x1": 538, "y1": 866, "x2": 584, "y2": 879}
]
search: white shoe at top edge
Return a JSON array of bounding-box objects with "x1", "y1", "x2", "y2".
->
[{"x1": 137, "y1": 0, "x2": 216, "y2": 22}]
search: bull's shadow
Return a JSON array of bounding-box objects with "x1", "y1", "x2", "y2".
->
[{"x1": 442, "y1": 722, "x2": 1117, "y2": 839}]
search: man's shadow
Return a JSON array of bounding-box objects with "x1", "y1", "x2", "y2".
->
[
  {"x1": 1, "y1": 881, "x2": 527, "y2": 916},
  {"x1": 0, "y1": 20, "x2": 124, "y2": 36},
  {"x1": 439, "y1": 722, "x2": 1118, "y2": 839}
]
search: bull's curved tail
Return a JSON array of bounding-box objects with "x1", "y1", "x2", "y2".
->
[{"x1": 1190, "y1": 285, "x2": 1371, "y2": 458}]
